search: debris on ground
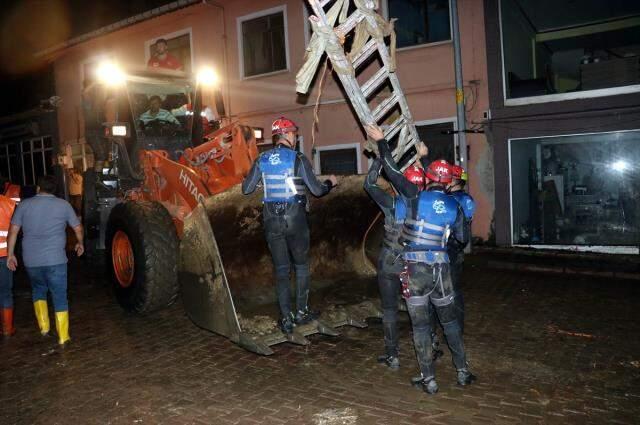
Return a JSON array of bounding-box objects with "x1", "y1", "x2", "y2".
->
[
  {"x1": 312, "y1": 408, "x2": 358, "y2": 425},
  {"x1": 237, "y1": 314, "x2": 278, "y2": 336},
  {"x1": 547, "y1": 324, "x2": 596, "y2": 339}
]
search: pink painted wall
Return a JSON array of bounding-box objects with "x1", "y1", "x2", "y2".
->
[{"x1": 51, "y1": 0, "x2": 494, "y2": 240}]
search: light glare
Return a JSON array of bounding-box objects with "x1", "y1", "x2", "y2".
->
[
  {"x1": 197, "y1": 67, "x2": 219, "y2": 86},
  {"x1": 96, "y1": 61, "x2": 125, "y2": 86},
  {"x1": 612, "y1": 160, "x2": 628, "y2": 172},
  {"x1": 112, "y1": 125, "x2": 127, "y2": 137}
]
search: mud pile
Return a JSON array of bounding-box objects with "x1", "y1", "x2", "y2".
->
[{"x1": 204, "y1": 175, "x2": 384, "y2": 302}]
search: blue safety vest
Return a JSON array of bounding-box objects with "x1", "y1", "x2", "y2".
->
[
  {"x1": 383, "y1": 197, "x2": 407, "y2": 250},
  {"x1": 401, "y1": 190, "x2": 459, "y2": 252},
  {"x1": 258, "y1": 147, "x2": 306, "y2": 202},
  {"x1": 450, "y1": 191, "x2": 475, "y2": 220}
]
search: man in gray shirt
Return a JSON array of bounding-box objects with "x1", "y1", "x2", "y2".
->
[{"x1": 7, "y1": 175, "x2": 84, "y2": 346}]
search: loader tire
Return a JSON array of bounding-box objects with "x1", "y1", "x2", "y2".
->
[{"x1": 106, "y1": 201, "x2": 179, "y2": 313}]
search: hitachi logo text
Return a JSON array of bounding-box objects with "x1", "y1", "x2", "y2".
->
[{"x1": 179, "y1": 169, "x2": 206, "y2": 204}]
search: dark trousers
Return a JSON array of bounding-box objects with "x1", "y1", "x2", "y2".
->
[
  {"x1": 0, "y1": 257, "x2": 13, "y2": 309},
  {"x1": 377, "y1": 246, "x2": 403, "y2": 357},
  {"x1": 263, "y1": 203, "x2": 311, "y2": 317},
  {"x1": 430, "y1": 249, "x2": 465, "y2": 332},
  {"x1": 450, "y1": 250, "x2": 465, "y2": 330},
  {"x1": 405, "y1": 261, "x2": 467, "y2": 380}
]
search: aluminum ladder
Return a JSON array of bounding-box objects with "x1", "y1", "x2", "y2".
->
[{"x1": 300, "y1": 0, "x2": 420, "y2": 169}]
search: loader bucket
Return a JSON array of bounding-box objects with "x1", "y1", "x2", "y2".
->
[{"x1": 179, "y1": 175, "x2": 387, "y2": 355}]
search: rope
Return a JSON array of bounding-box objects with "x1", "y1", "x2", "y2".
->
[
  {"x1": 361, "y1": 211, "x2": 382, "y2": 274},
  {"x1": 311, "y1": 58, "x2": 331, "y2": 153}
]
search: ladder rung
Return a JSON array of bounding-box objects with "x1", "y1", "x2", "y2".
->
[
  {"x1": 362, "y1": 68, "x2": 389, "y2": 98},
  {"x1": 384, "y1": 116, "x2": 405, "y2": 141},
  {"x1": 372, "y1": 93, "x2": 399, "y2": 122},
  {"x1": 399, "y1": 153, "x2": 419, "y2": 171},
  {"x1": 336, "y1": 10, "x2": 364, "y2": 35},
  {"x1": 394, "y1": 137, "x2": 416, "y2": 159},
  {"x1": 351, "y1": 39, "x2": 377, "y2": 69}
]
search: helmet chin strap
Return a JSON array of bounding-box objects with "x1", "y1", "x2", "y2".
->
[{"x1": 280, "y1": 135, "x2": 295, "y2": 149}]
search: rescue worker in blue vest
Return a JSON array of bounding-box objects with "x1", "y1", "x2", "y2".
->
[
  {"x1": 364, "y1": 153, "x2": 428, "y2": 369},
  {"x1": 365, "y1": 124, "x2": 475, "y2": 395},
  {"x1": 242, "y1": 117, "x2": 338, "y2": 334},
  {"x1": 447, "y1": 165, "x2": 475, "y2": 331}
]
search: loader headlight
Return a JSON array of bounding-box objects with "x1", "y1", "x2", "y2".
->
[
  {"x1": 197, "y1": 67, "x2": 219, "y2": 87},
  {"x1": 96, "y1": 61, "x2": 125, "y2": 86},
  {"x1": 104, "y1": 122, "x2": 129, "y2": 138}
]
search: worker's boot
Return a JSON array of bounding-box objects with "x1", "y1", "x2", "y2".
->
[
  {"x1": 278, "y1": 312, "x2": 295, "y2": 334},
  {"x1": 294, "y1": 307, "x2": 318, "y2": 325},
  {"x1": 377, "y1": 354, "x2": 400, "y2": 370},
  {"x1": 33, "y1": 300, "x2": 50, "y2": 336},
  {"x1": 55, "y1": 311, "x2": 70, "y2": 346},
  {"x1": 456, "y1": 368, "x2": 476, "y2": 386},
  {"x1": 418, "y1": 377, "x2": 439, "y2": 395},
  {"x1": 1, "y1": 307, "x2": 15, "y2": 337}
]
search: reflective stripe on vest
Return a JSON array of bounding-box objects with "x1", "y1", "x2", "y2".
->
[
  {"x1": 0, "y1": 195, "x2": 16, "y2": 257},
  {"x1": 401, "y1": 226, "x2": 450, "y2": 249},
  {"x1": 401, "y1": 191, "x2": 457, "y2": 251},
  {"x1": 259, "y1": 148, "x2": 306, "y2": 202}
]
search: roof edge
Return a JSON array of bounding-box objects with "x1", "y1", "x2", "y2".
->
[{"x1": 35, "y1": 0, "x2": 201, "y2": 59}]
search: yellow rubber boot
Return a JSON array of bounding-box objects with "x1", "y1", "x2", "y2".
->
[
  {"x1": 33, "y1": 300, "x2": 50, "y2": 336},
  {"x1": 55, "y1": 311, "x2": 70, "y2": 346}
]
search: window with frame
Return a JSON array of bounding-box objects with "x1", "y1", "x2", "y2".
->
[
  {"x1": 500, "y1": 0, "x2": 640, "y2": 100},
  {"x1": 387, "y1": 0, "x2": 451, "y2": 48},
  {"x1": 0, "y1": 137, "x2": 54, "y2": 186},
  {"x1": 319, "y1": 148, "x2": 358, "y2": 175},
  {"x1": 241, "y1": 10, "x2": 288, "y2": 78},
  {"x1": 416, "y1": 121, "x2": 455, "y2": 164}
]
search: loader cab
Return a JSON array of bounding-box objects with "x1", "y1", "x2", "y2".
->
[{"x1": 126, "y1": 77, "x2": 201, "y2": 159}]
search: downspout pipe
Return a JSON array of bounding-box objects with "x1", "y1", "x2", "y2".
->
[{"x1": 203, "y1": 0, "x2": 232, "y2": 118}]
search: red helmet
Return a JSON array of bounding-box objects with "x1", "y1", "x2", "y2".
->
[
  {"x1": 450, "y1": 165, "x2": 463, "y2": 180},
  {"x1": 425, "y1": 159, "x2": 453, "y2": 184},
  {"x1": 272, "y1": 116, "x2": 298, "y2": 136},
  {"x1": 403, "y1": 164, "x2": 426, "y2": 189},
  {"x1": 450, "y1": 164, "x2": 468, "y2": 182}
]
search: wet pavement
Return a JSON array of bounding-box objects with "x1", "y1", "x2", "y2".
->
[{"x1": 1, "y1": 258, "x2": 640, "y2": 424}]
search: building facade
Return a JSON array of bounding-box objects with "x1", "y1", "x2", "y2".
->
[
  {"x1": 484, "y1": 0, "x2": 640, "y2": 253},
  {"x1": 44, "y1": 0, "x2": 494, "y2": 240}
]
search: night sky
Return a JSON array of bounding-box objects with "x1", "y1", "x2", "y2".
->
[{"x1": 0, "y1": 0, "x2": 175, "y2": 117}]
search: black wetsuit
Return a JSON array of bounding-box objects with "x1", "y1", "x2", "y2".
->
[
  {"x1": 242, "y1": 145, "x2": 333, "y2": 318},
  {"x1": 447, "y1": 190, "x2": 473, "y2": 331},
  {"x1": 364, "y1": 158, "x2": 405, "y2": 358}
]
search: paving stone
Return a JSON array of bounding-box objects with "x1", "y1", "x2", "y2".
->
[{"x1": 1, "y1": 259, "x2": 639, "y2": 423}]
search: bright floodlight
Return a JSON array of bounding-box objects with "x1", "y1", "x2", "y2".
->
[
  {"x1": 96, "y1": 61, "x2": 125, "y2": 86},
  {"x1": 612, "y1": 160, "x2": 628, "y2": 172},
  {"x1": 197, "y1": 67, "x2": 219, "y2": 86}
]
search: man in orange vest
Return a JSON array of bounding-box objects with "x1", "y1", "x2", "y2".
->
[
  {"x1": 3, "y1": 182, "x2": 21, "y2": 203},
  {"x1": 0, "y1": 193, "x2": 16, "y2": 336}
]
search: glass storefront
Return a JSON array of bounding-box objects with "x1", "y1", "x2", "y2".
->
[{"x1": 510, "y1": 130, "x2": 640, "y2": 247}]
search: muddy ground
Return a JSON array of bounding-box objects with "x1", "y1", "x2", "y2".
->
[{"x1": 2, "y1": 257, "x2": 639, "y2": 424}]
